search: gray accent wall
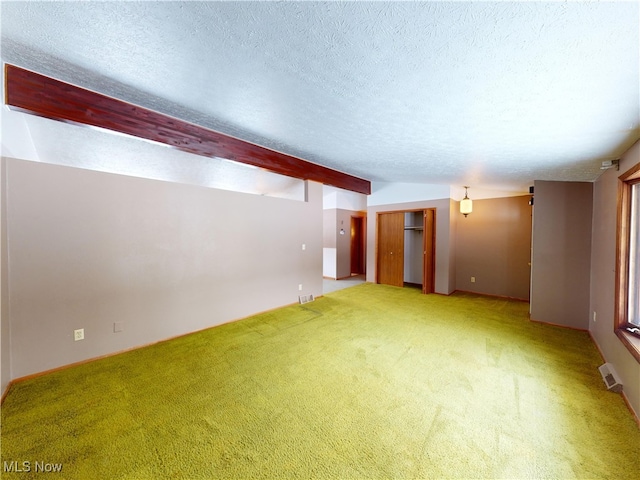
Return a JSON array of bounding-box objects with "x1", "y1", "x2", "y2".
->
[
  {"x1": 456, "y1": 195, "x2": 532, "y2": 300},
  {"x1": 589, "y1": 140, "x2": 640, "y2": 419},
  {"x1": 3, "y1": 158, "x2": 322, "y2": 381},
  {"x1": 530, "y1": 180, "x2": 593, "y2": 329}
]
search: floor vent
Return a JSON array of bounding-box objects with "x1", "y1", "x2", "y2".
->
[
  {"x1": 598, "y1": 363, "x2": 623, "y2": 393},
  {"x1": 298, "y1": 294, "x2": 315, "y2": 304}
]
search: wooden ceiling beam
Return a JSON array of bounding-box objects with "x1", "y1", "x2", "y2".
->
[{"x1": 4, "y1": 64, "x2": 371, "y2": 195}]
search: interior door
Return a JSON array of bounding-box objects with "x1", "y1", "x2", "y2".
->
[
  {"x1": 423, "y1": 209, "x2": 436, "y2": 294},
  {"x1": 377, "y1": 212, "x2": 404, "y2": 287},
  {"x1": 350, "y1": 216, "x2": 365, "y2": 275}
]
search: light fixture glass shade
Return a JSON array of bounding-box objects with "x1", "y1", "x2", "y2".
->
[
  {"x1": 460, "y1": 186, "x2": 472, "y2": 216},
  {"x1": 460, "y1": 197, "x2": 473, "y2": 216}
]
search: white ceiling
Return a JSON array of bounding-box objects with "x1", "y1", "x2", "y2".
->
[{"x1": 1, "y1": 1, "x2": 639, "y2": 195}]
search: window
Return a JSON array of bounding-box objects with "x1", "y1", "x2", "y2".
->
[
  {"x1": 628, "y1": 183, "x2": 640, "y2": 327},
  {"x1": 615, "y1": 162, "x2": 640, "y2": 362}
]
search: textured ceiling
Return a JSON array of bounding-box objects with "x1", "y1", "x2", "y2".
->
[{"x1": 1, "y1": 1, "x2": 639, "y2": 194}]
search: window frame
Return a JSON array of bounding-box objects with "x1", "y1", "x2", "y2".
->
[{"x1": 615, "y1": 162, "x2": 640, "y2": 363}]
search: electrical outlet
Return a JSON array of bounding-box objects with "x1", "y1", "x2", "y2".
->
[
  {"x1": 298, "y1": 284, "x2": 303, "y2": 291},
  {"x1": 114, "y1": 322, "x2": 124, "y2": 333},
  {"x1": 471, "y1": 276, "x2": 476, "y2": 283},
  {"x1": 593, "y1": 311, "x2": 597, "y2": 323},
  {"x1": 74, "y1": 328, "x2": 84, "y2": 341},
  {"x1": 302, "y1": 244, "x2": 306, "y2": 251}
]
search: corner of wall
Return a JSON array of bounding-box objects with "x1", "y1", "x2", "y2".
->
[{"x1": 1, "y1": 156, "x2": 12, "y2": 397}]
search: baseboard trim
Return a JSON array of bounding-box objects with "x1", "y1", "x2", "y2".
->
[
  {"x1": 3, "y1": 299, "x2": 303, "y2": 402},
  {"x1": 453, "y1": 289, "x2": 530, "y2": 303},
  {"x1": 589, "y1": 331, "x2": 607, "y2": 362},
  {"x1": 529, "y1": 317, "x2": 588, "y2": 332},
  {"x1": 1, "y1": 382, "x2": 12, "y2": 405},
  {"x1": 621, "y1": 391, "x2": 640, "y2": 428},
  {"x1": 589, "y1": 332, "x2": 640, "y2": 428}
]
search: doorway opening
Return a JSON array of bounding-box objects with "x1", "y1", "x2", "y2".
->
[{"x1": 350, "y1": 216, "x2": 365, "y2": 276}]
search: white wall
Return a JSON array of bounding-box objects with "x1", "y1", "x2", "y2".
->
[
  {"x1": 1, "y1": 107, "x2": 40, "y2": 162},
  {"x1": 323, "y1": 185, "x2": 367, "y2": 211},
  {"x1": 323, "y1": 248, "x2": 337, "y2": 278},
  {"x1": 369, "y1": 182, "x2": 450, "y2": 206},
  {"x1": 4, "y1": 158, "x2": 322, "y2": 380}
]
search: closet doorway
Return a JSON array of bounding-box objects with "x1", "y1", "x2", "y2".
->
[{"x1": 376, "y1": 209, "x2": 435, "y2": 294}]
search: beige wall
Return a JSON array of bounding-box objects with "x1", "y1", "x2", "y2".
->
[
  {"x1": 456, "y1": 195, "x2": 532, "y2": 300},
  {"x1": 589, "y1": 140, "x2": 640, "y2": 418},
  {"x1": 1, "y1": 158, "x2": 9, "y2": 395},
  {"x1": 530, "y1": 181, "x2": 593, "y2": 329},
  {"x1": 4, "y1": 158, "x2": 322, "y2": 381}
]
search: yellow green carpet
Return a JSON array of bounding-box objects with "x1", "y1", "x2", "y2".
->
[{"x1": 1, "y1": 284, "x2": 639, "y2": 479}]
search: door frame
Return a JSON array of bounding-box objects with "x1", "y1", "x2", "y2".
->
[
  {"x1": 422, "y1": 208, "x2": 436, "y2": 294},
  {"x1": 375, "y1": 208, "x2": 436, "y2": 294}
]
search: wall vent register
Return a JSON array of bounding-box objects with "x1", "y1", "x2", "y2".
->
[{"x1": 598, "y1": 363, "x2": 623, "y2": 393}]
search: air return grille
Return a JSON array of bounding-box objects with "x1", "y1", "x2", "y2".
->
[{"x1": 298, "y1": 294, "x2": 315, "y2": 304}]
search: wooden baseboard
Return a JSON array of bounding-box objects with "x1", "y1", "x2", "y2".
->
[
  {"x1": 621, "y1": 391, "x2": 640, "y2": 428},
  {"x1": 529, "y1": 317, "x2": 588, "y2": 332},
  {"x1": 1, "y1": 381, "x2": 12, "y2": 405},
  {"x1": 589, "y1": 332, "x2": 640, "y2": 428},
  {"x1": 453, "y1": 289, "x2": 530, "y2": 303},
  {"x1": 3, "y1": 299, "x2": 304, "y2": 401},
  {"x1": 589, "y1": 331, "x2": 607, "y2": 362}
]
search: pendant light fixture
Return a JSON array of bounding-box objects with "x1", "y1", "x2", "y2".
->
[{"x1": 460, "y1": 186, "x2": 473, "y2": 217}]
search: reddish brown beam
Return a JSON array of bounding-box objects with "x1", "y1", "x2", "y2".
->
[{"x1": 4, "y1": 64, "x2": 371, "y2": 195}]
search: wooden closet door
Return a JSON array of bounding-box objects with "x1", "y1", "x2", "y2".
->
[{"x1": 377, "y1": 212, "x2": 404, "y2": 287}]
